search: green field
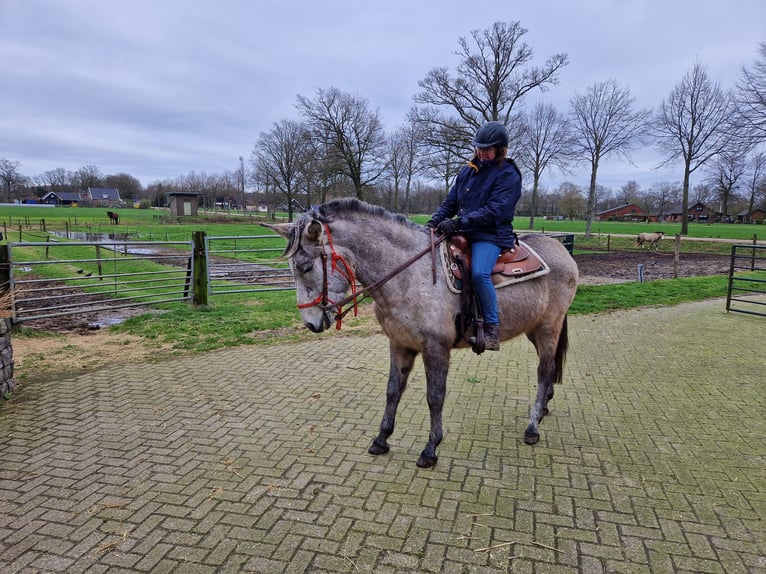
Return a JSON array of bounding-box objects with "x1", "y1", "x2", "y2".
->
[{"x1": 1, "y1": 205, "x2": 762, "y2": 362}]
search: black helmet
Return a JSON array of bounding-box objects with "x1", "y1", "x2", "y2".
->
[{"x1": 471, "y1": 121, "x2": 509, "y2": 148}]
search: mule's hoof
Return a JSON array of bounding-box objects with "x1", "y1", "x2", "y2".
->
[
  {"x1": 368, "y1": 439, "x2": 390, "y2": 456},
  {"x1": 523, "y1": 431, "x2": 540, "y2": 445},
  {"x1": 416, "y1": 454, "x2": 438, "y2": 468}
]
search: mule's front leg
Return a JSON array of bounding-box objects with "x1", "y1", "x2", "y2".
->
[
  {"x1": 417, "y1": 346, "x2": 450, "y2": 468},
  {"x1": 369, "y1": 344, "x2": 417, "y2": 456}
]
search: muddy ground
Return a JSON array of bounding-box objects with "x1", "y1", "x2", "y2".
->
[{"x1": 574, "y1": 249, "x2": 731, "y2": 284}]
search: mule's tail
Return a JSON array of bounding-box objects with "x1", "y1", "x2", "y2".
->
[{"x1": 553, "y1": 315, "x2": 569, "y2": 385}]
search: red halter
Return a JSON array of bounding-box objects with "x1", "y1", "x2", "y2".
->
[
  {"x1": 296, "y1": 224, "x2": 358, "y2": 330},
  {"x1": 296, "y1": 224, "x2": 444, "y2": 330}
]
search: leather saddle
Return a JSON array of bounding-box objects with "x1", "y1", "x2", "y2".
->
[{"x1": 447, "y1": 235, "x2": 544, "y2": 283}]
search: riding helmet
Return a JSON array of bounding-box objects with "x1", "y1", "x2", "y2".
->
[{"x1": 472, "y1": 121, "x2": 509, "y2": 148}]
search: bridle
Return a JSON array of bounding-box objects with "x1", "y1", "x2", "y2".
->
[{"x1": 296, "y1": 224, "x2": 446, "y2": 330}]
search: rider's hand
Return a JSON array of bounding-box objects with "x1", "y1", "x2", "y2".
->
[{"x1": 436, "y1": 219, "x2": 458, "y2": 235}]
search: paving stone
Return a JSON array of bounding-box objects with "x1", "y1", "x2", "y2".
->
[{"x1": 1, "y1": 298, "x2": 764, "y2": 572}]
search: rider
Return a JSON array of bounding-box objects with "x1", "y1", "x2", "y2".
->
[{"x1": 426, "y1": 120, "x2": 522, "y2": 351}]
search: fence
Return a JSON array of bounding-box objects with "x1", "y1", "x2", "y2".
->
[
  {"x1": 2, "y1": 239, "x2": 194, "y2": 322},
  {"x1": 205, "y1": 234, "x2": 294, "y2": 296},
  {"x1": 726, "y1": 244, "x2": 766, "y2": 317}
]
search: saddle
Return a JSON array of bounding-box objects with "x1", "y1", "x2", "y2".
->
[{"x1": 446, "y1": 235, "x2": 546, "y2": 284}]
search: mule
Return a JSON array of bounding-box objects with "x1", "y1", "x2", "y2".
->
[
  {"x1": 636, "y1": 231, "x2": 664, "y2": 249},
  {"x1": 264, "y1": 198, "x2": 578, "y2": 468}
]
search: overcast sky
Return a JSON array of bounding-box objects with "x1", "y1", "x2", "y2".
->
[{"x1": 2, "y1": 0, "x2": 764, "y2": 193}]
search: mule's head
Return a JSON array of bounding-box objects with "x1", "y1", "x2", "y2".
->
[{"x1": 262, "y1": 217, "x2": 352, "y2": 333}]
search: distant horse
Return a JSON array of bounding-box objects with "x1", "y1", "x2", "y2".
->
[
  {"x1": 107, "y1": 211, "x2": 119, "y2": 225},
  {"x1": 264, "y1": 198, "x2": 579, "y2": 468},
  {"x1": 636, "y1": 231, "x2": 664, "y2": 249}
]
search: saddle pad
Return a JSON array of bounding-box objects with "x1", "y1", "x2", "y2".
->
[{"x1": 441, "y1": 239, "x2": 550, "y2": 294}]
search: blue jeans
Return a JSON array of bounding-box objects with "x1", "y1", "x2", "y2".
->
[{"x1": 470, "y1": 242, "x2": 501, "y2": 325}]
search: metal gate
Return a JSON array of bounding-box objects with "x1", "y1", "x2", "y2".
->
[
  {"x1": 726, "y1": 244, "x2": 766, "y2": 317},
  {"x1": 205, "y1": 234, "x2": 294, "y2": 296},
  {"x1": 4, "y1": 239, "x2": 194, "y2": 322}
]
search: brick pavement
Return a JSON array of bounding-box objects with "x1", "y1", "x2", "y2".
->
[{"x1": 0, "y1": 298, "x2": 764, "y2": 573}]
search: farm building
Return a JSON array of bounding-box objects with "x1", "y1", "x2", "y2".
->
[
  {"x1": 665, "y1": 202, "x2": 719, "y2": 222},
  {"x1": 595, "y1": 203, "x2": 648, "y2": 222},
  {"x1": 168, "y1": 192, "x2": 202, "y2": 216},
  {"x1": 735, "y1": 208, "x2": 765, "y2": 223},
  {"x1": 41, "y1": 187, "x2": 122, "y2": 207}
]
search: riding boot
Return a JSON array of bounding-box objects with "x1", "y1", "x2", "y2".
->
[{"x1": 484, "y1": 323, "x2": 500, "y2": 351}]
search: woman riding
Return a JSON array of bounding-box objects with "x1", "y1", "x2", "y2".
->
[{"x1": 427, "y1": 120, "x2": 522, "y2": 351}]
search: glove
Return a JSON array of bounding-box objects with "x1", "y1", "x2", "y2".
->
[
  {"x1": 425, "y1": 220, "x2": 436, "y2": 229},
  {"x1": 436, "y1": 219, "x2": 459, "y2": 235}
]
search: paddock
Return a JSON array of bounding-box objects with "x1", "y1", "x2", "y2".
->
[{"x1": 1, "y1": 298, "x2": 764, "y2": 573}]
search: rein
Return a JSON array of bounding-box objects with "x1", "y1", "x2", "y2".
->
[{"x1": 300, "y1": 225, "x2": 446, "y2": 330}]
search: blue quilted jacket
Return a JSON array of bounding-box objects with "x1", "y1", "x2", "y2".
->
[{"x1": 430, "y1": 158, "x2": 521, "y2": 249}]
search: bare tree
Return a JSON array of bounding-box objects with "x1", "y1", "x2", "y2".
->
[
  {"x1": 37, "y1": 167, "x2": 74, "y2": 193},
  {"x1": 74, "y1": 165, "x2": 104, "y2": 190},
  {"x1": 413, "y1": 21, "x2": 568, "y2": 160},
  {"x1": 252, "y1": 119, "x2": 312, "y2": 221},
  {"x1": 515, "y1": 102, "x2": 575, "y2": 229},
  {"x1": 569, "y1": 78, "x2": 651, "y2": 236},
  {"x1": 385, "y1": 124, "x2": 425, "y2": 213},
  {"x1": 558, "y1": 182, "x2": 586, "y2": 220},
  {"x1": 707, "y1": 151, "x2": 747, "y2": 219},
  {"x1": 618, "y1": 181, "x2": 641, "y2": 205},
  {"x1": 652, "y1": 62, "x2": 735, "y2": 234},
  {"x1": 296, "y1": 87, "x2": 387, "y2": 200},
  {"x1": 646, "y1": 181, "x2": 681, "y2": 222},
  {"x1": 408, "y1": 107, "x2": 466, "y2": 196},
  {"x1": 0, "y1": 158, "x2": 26, "y2": 202},
  {"x1": 734, "y1": 42, "x2": 766, "y2": 146},
  {"x1": 744, "y1": 150, "x2": 766, "y2": 218},
  {"x1": 104, "y1": 173, "x2": 143, "y2": 203}
]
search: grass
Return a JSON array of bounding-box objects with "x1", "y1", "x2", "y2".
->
[{"x1": 2, "y1": 204, "x2": 758, "y2": 355}]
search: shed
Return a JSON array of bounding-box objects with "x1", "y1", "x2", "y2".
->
[{"x1": 168, "y1": 192, "x2": 201, "y2": 216}]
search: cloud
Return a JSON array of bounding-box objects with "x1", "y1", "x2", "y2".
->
[{"x1": 2, "y1": 0, "x2": 764, "y2": 190}]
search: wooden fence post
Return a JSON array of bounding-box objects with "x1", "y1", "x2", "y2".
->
[
  {"x1": 673, "y1": 234, "x2": 681, "y2": 278},
  {"x1": 192, "y1": 231, "x2": 208, "y2": 306}
]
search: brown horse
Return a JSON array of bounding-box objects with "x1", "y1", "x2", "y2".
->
[
  {"x1": 107, "y1": 211, "x2": 119, "y2": 225},
  {"x1": 264, "y1": 199, "x2": 578, "y2": 467}
]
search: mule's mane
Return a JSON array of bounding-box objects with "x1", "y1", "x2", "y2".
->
[
  {"x1": 282, "y1": 198, "x2": 422, "y2": 258},
  {"x1": 313, "y1": 198, "x2": 420, "y2": 231}
]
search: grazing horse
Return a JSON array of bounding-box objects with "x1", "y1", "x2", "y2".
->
[
  {"x1": 107, "y1": 211, "x2": 119, "y2": 225},
  {"x1": 636, "y1": 231, "x2": 664, "y2": 249},
  {"x1": 264, "y1": 198, "x2": 578, "y2": 468}
]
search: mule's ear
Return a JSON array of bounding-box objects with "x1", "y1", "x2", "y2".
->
[
  {"x1": 261, "y1": 222, "x2": 294, "y2": 239},
  {"x1": 305, "y1": 220, "x2": 323, "y2": 243}
]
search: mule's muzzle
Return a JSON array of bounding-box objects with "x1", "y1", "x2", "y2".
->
[{"x1": 305, "y1": 309, "x2": 332, "y2": 333}]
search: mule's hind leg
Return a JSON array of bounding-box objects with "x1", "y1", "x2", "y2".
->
[
  {"x1": 369, "y1": 343, "x2": 417, "y2": 456},
  {"x1": 524, "y1": 318, "x2": 568, "y2": 445}
]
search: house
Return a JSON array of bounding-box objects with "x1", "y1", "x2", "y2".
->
[
  {"x1": 40, "y1": 187, "x2": 122, "y2": 207},
  {"x1": 664, "y1": 202, "x2": 719, "y2": 222},
  {"x1": 594, "y1": 203, "x2": 648, "y2": 222},
  {"x1": 87, "y1": 187, "x2": 122, "y2": 207},
  {"x1": 735, "y1": 208, "x2": 766, "y2": 223},
  {"x1": 41, "y1": 190, "x2": 90, "y2": 206}
]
